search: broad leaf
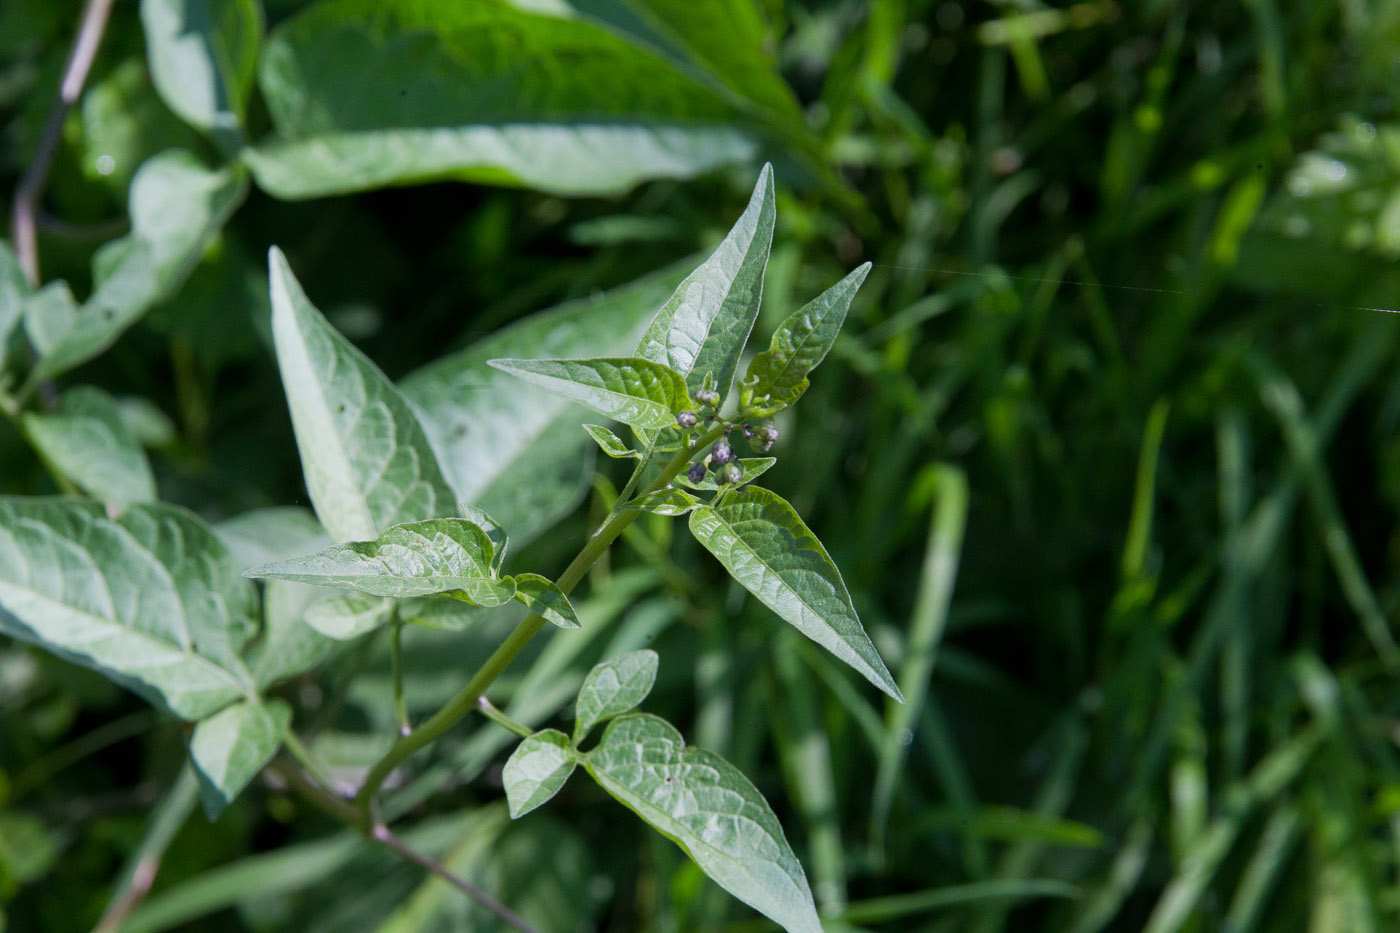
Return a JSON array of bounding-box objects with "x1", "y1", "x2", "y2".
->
[
  {"x1": 635, "y1": 164, "x2": 775, "y2": 397},
  {"x1": 268, "y1": 246, "x2": 456, "y2": 543},
  {"x1": 625, "y1": 488, "x2": 704, "y2": 516},
  {"x1": 744, "y1": 263, "x2": 869, "y2": 415},
  {"x1": 23, "y1": 386, "x2": 156, "y2": 504},
  {"x1": 574, "y1": 649, "x2": 659, "y2": 742},
  {"x1": 141, "y1": 0, "x2": 262, "y2": 140},
  {"x1": 583, "y1": 424, "x2": 640, "y2": 459},
  {"x1": 401, "y1": 263, "x2": 687, "y2": 544},
  {"x1": 247, "y1": 0, "x2": 762, "y2": 199},
  {"x1": 675, "y1": 457, "x2": 774, "y2": 492},
  {"x1": 215, "y1": 506, "x2": 337, "y2": 687},
  {"x1": 0, "y1": 497, "x2": 257, "y2": 719},
  {"x1": 689, "y1": 486, "x2": 902, "y2": 700},
  {"x1": 246, "y1": 518, "x2": 515, "y2": 606},
  {"x1": 26, "y1": 151, "x2": 248, "y2": 379},
  {"x1": 512, "y1": 573, "x2": 581, "y2": 630},
  {"x1": 304, "y1": 592, "x2": 394, "y2": 640},
  {"x1": 488, "y1": 357, "x2": 690, "y2": 430},
  {"x1": 190, "y1": 697, "x2": 290, "y2": 819},
  {"x1": 502, "y1": 729, "x2": 576, "y2": 818},
  {"x1": 586, "y1": 713, "x2": 821, "y2": 933}
]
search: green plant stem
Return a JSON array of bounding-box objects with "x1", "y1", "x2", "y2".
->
[
  {"x1": 282, "y1": 731, "x2": 343, "y2": 799},
  {"x1": 476, "y1": 696, "x2": 533, "y2": 739},
  {"x1": 352, "y1": 422, "x2": 724, "y2": 820},
  {"x1": 390, "y1": 605, "x2": 409, "y2": 735}
]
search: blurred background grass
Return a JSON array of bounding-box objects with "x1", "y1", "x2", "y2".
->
[{"x1": 6, "y1": 0, "x2": 1400, "y2": 930}]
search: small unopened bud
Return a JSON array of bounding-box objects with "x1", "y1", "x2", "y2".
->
[
  {"x1": 686, "y1": 461, "x2": 707, "y2": 484},
  {"x1": 721, "y1": 463, "x2": 743, "y2": 484},
  {"x1": 711, "y1": 440, "x2": 733, "y2": 464},
  {"x1": 742, "y1": 425, "x2": 756, "y2": 440},
  {"x1": 676, "y1": 410, "x2": 698, "y2": 429},
  {"x1": 760, "y1": 424, "x2": 779, "y2": 444},
  {"x1": 694, "y1": 389, "x2": 720, "y2": 407}
]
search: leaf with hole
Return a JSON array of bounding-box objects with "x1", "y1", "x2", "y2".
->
[
  {"x1": 574, "y1": 650, "x2": 659, "y2": 742},
  {"x1": 245, "y1": 518, "x2": 516, "y2": 606},
  {"x1": 688, "y1": 485, "x2": 902, "y2": 700},
  {"x1": 488, "y1": 357, "x2": 691, "y2": 430},
  {"x1": 503, "y1": 730, "x2": 577, "y2": 818},
  {"x1": 635, "y1": 164, "x2": 775, "y2": 398},
  {"x1": 744, "y1": 263, "x2": 869, "y2": 416},
  {"x1": 190, "y1": 697, "x2": 290, "y2": 819},
  {"x1": 268, "y1": 247, "x2": 456, "y2": 544},
  {"x1": 0, "y1": 497, "x2": 257, "y2": 720},
  {"x1": 585, "y1": 713, "x2": 820, "y2": 933}
]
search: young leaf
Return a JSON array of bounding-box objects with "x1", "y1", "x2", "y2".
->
[
  {"x1": 635, "y1": 164, "x2": 775, "y2": 398},
  {"x1": 190, "y1": 698, "x2": 290, "y2": 819},
  {"x1": 511, "y1": 573, "x2": 581, "y2": 630},
  {"x1": 675, "y1": 457, "x2": 775, "y2": 492},
  {"x1": 487, "y1": 357, "x2": 690, "y2": 430},
  {"x1": 23, "y1": 386, "x2": 156, "y2": 504},
  {"x1": 689, "y1": 486, "x2": 903, "y2": 701},
  {"x1": 268, "y1": 247, "x2": 457, "y2": 543},
  {"x1": 246, "y1": 0, "x2": 760, "y2": 199},
  {"x1": 401, "y1": 264, "x2": 688, "y2": 546},
  {"x1": 245, "y1": 518, "x2": 515, "y2": 606},
  {"x1": 26, "y1": 152, "x2": 248, "y2": 379},
  {"x1": 503, "y1": 730, "x2": 577, "y2": 818},
  {"x1": 583, "y1": 424, "x2": 640, "y2": 459},
  {"x1": 456, "y1": 503, "x2": 509, "y2": 576},
  {"x1": 585, "y1": 713, "x2": 821, "y2": 933},
  {"x1": 574, "y1": 650, "x2": 660, "y2": 742},
  {"x1": 303, "y1": 593, "x2": 395, "y2": 640},
  {"x1": 625, "y1": 488, "x2": 704, "y2": 517},
  {"x1": 744, "y1": 263, "x2": 870, "y2": 415},
  {"x1": 140, "y1": 0, "x2": 263, "y2": 139},
  {"x1": 0, "y1": 498, "x2": 257, "y2": 720}
]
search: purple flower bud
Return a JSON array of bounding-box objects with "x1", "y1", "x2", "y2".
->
[
  {"x1": 676, "y1": 411, "x2": 698, "y2": 429},
  {"x1": 721, "y1": 463, "x2": 743, "y2": 484},
  {"x1": 711, "y1": 440, "x2": 733, "y2": 464},
  {"x1": 694, "y1": 389, "x2": 720, "y2": 407},
  {"x1": 687, "y1": 461, "x2": 707, "y2": 484},
  {"x1": 760, "y1": 424, "x2": 780, "y2": 445}
]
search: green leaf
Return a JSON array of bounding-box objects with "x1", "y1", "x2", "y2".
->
[
  {"x1": 0, "y1": 239, "x2": 28, "y2": 350},
  {"x1": 268, "y1": 246, "x2": 456, "y2": 543},
  {"x1": 636, "y1": 164, "x2": 775, "y2": 397},
  {"x1": 574, "y1": 649, "x2": 659, "y2": 742},
  {"x1": 456, "y1": 504, "x2": 508, "y2": 576},
  {"x1": 23, "y1": 386, "x2": 156, "y2": 504},
  {"x1": 246, "y1": 0, "x2": 761, "y2": 199},
  {"x1": 190, "y1": 697, "x2": 290, "y2": 819},
  {"x1": 245, "y1": 518, "x2": 515, "y2": 605},
  {"x1": 141, "y1": 0, "x2": 263, "y2": 140},
  {"x1": 675, "y1": 457, "x2": 774, "y2": 492},
  {"x1": 744, "y1": 263, "x2": 870, "y2": 415},
  {"x1": 583, "y1": 424, "x2": 640, "y2": 459},
  {"x1": 586, "y1": 713, "x2": 821, "y2": 933},
  {"x1": 401, "y1": 263, "x2": 688, "y2": 545},
  {"x1": 488, "y1": 357, "x2": 691, "y2": 430},
  {"x1": 26, "y1": 151, "x2": 248, "y2": 379},
  {"x1": 214, "y1": 507, "x2": 338, "y2": 687},
  {"x1": 0, "y1": 497, "x2": 257, "y2": 719},
  {"x1": 689, "y1": 486, "x2": 902, "y2": 700},
  {"x1": 303, "y1": 592, "x2": 394, "y2": 640},
  {"x1": 502, "y1": 729, "x2": 577, "y2": 818},
  {"x1": 398, "y1": 595, "x2": 485, "y2": 632},
  {"x1": 625, "y1": 487, "x2": 704, "y2": 516},
  {"x1": 511, "y1": 573, "x2": 581, "y2": 630}
]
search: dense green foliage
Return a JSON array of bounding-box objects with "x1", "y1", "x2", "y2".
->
[{"x1": 4, "y1": 0, "x2": 1400, "y2": 930}]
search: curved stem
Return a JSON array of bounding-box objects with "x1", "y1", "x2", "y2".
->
[
  {"x1": 476, "y1": 696, "x2": 533, "y2": 739},
  {"x1": 352, "y1": 423, "x2": 725, "y2": 818}
]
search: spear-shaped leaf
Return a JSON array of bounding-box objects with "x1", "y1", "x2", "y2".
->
[
  {"x1": 574, "y1": 649, "x2": 659, "y2": 743},
  {"x1": 487, "y1": 357, "x2": 690, "y2": 430},
  {"x1": 245, "y1": 518, "x2": 515, "y2": 606},
  {"x1": 743, "y1": 262, "x2": 870, "y2": 415},
  {"x1": 0, "y1": 497, "x2": 257, "y2": 720},
  {"x1": 586, "y1": 713, "x2": 821, "y2": 933},
  {"x1": 635, "y1": 164, "x2": 775, "y2": 398},
  {"x1": 268, "y1": 246, "x2": 456, "y2": 543},
  {"x1": 689, "y1": 486, "x2": 902, "y2": 700}
]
